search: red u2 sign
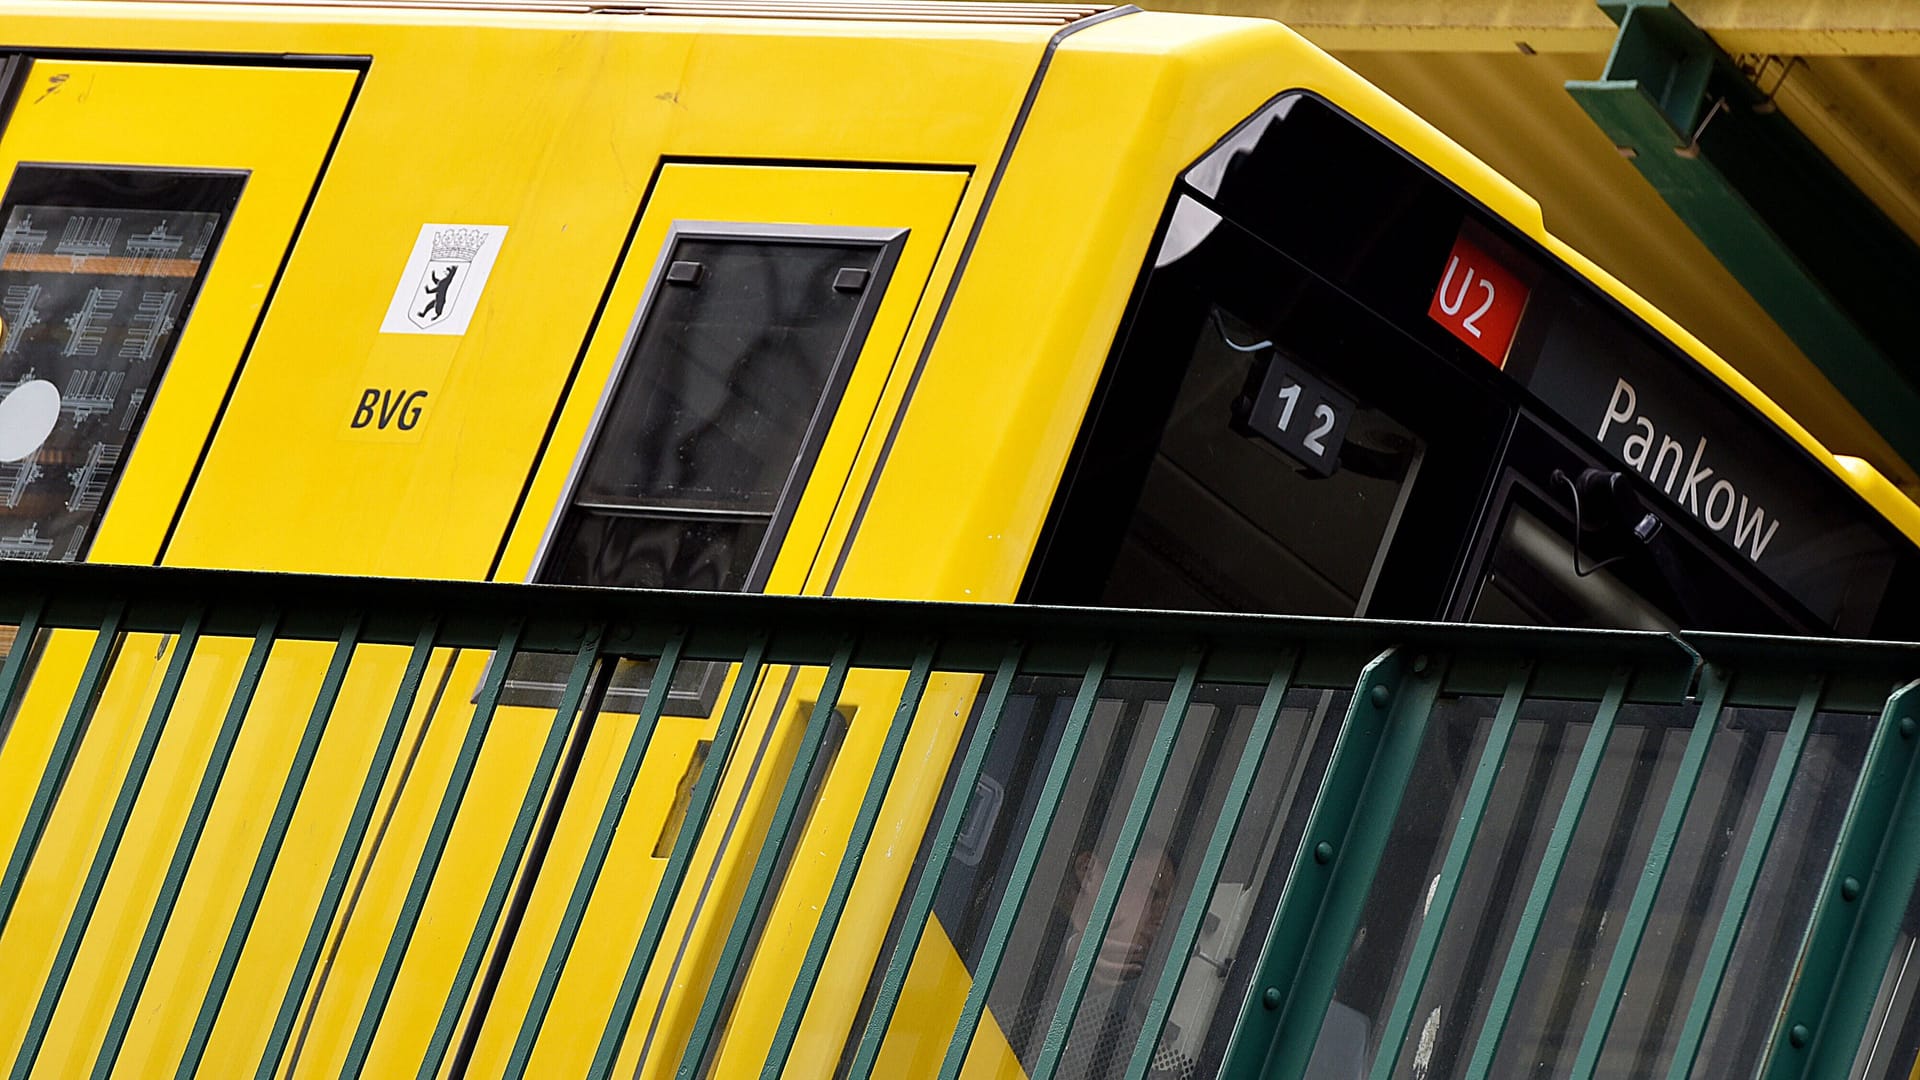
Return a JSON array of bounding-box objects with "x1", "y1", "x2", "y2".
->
[{"x1": 1428, "y1": 231, "x2": 1528, "y2": 367}]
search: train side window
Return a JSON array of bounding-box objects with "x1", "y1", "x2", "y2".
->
[
  {"x1": 522, "y1": 227, "x2": 900, "y2": 711},
  {"x1": 0, "y1": 165, "x2": 242, "y2": 561}
]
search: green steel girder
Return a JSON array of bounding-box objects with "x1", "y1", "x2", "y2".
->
[{"x1": 1566, "y1": 0, "x2": 1920, "y2": 472}]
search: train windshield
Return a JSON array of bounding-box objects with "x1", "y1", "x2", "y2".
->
[{"x1": 1030, "y1": 91, "x2": 1898, "y2": 637}]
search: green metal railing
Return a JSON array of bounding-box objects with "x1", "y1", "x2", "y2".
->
[{"x1": 0, "y1": 560, "x2": 1914, "y2": 1079}]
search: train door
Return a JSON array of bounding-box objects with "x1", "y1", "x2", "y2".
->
[
  {"x1": 346, "y1": 163, "x2": 969, "y2": 1078},
  {"x1": 0, "y1": 55, "x2": 355, "y2": 1072}
]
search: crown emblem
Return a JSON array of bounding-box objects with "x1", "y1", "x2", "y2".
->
[{"x1": 430, "y1": 227, "x2": 487, "y2": 263}]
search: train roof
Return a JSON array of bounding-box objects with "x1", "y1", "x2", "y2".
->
[{"x1": 100, "y1": 0, "x2": 1112, "y2": 24}]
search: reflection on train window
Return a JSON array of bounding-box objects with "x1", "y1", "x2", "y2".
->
[
  {"x1": 1099, "y1": 305, "x2": 1424, "y2": 616},
  {"x1": 524, "y1": 230, "x2": 899, "y2": 712},
  {"x1": 0, "y1": 166, "x2": 242, "y2": 561}
]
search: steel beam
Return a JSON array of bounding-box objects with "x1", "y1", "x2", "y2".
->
[{"x1": 1566, "y1": 0, "x2": 1920, "y2": 471}]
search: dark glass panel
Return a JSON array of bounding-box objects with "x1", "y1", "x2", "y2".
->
[
  {"x1": 545, "y1": 511, "x2": 764, "y2": 592},
  {"x1": 576, "y1": 238, "x2": 876, "y2": 514}
]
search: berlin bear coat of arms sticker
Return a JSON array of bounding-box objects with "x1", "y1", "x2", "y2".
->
[{"x1": 381, "y1": 223, "x2": 508, "y2": 335}]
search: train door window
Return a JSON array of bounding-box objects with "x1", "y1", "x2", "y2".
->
[
  {"x1": 1025, "y1": 197, "x2": 1506, "y2": 620},
  {"x1": 0, "y1": 166, "x2": 241, "y2": 562},
  {"x1": 522, "y1": 226, "x2": 902, "y2": 709},
  {"x1": 543, "y1": 229, "x2": 899, "y2": 590}
]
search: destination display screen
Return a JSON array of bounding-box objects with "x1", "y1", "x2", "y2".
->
[{"x1": 1502, "y1": 282, "x2": 1895, "y2": 628}]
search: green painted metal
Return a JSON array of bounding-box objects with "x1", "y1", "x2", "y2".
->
[
  {"x1": 343, "y1": 620, "x2": 524, "y2": 1079},
  {"x1": 1219, "y1": 648, "x2": 1447, "y2": 1080},
  {"x1": 94, "y1": 614, "x2": 280, "y2": 1079},
  {"x1": 1465, "y1": 669, "x2": 1633, "y2": 1077},
  {"x1": 677, "y1": 640, "x2": 858, "y2": 1079},
  {"x1": 0, "y1": 604, "x2": 124, "y2": 932},
  {"x1": 936, "y1": 646, "x2": 1112, "y2": 1080},
  {"x1": 844, "y1": 645, "x2": 1022, "y2": 1079},
  {"x1": 1666, "y1": 676, "x2": 1824, "y2": 1080},
  {"x1": 257, "y1": 622, "x2": 438, "y2": 1080},
  {"x1": 1567, "y1": 0, "x2": 1920, "y2": 469},
  {"x1": 589, "y1": 635, "x2": 769, "y2": 1080},
  {"x1": 1032, "y1": 648, "x2": 1203, "y2": 1080},
  {"x1": 1765, "y1": 680, "x2": 1920, "y2": 1079},
  {"x1": 1123, "y1": 655, "x2": 1299, "y2": 1080},
  {"x1": 12, "y1": 614, "x2": 203, "y2": 1080},
  {"x1": 179, "y1": 618, "x2": 361, "y2": 1080},
  {"x1": 419, "y1": 628, "x2": 605, "y2": 1078},
  {"x1": 1569, "y1": 668, "x2": 1731, "y2": 1079},
  {"x1": 0, "y1": 597, "x2": 44, "y2": 736},
  {"x1": 508, "y1": 632, "x2": 686, "y2": 1073},
  {"x1": 1368, "y1": 664, "x2": 1532, "y2": 1080},
  {"x1": 0, "y1": 560, "x2": 1915, "y2": 1080},
  {"x1": 760, "y1": 645, "x2": 939, "y2": 1078}
]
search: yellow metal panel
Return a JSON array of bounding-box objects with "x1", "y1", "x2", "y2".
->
[
  {"x1": 158, "y1": 15, "x2": 1037, "y2": 581},
  {"x1": 0, "y1": 59, "x2": 355, "y2": 566}
]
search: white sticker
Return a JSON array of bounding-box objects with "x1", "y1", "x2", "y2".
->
[{"x1": 380, "y1": 223, "x2": 508, "y2": 335}]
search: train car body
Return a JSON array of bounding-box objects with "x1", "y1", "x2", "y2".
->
[{"x1": 0, "y1": 1, "x2": 1912, "y2": 1077}]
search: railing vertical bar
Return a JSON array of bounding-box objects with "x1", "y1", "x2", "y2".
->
[
  {"x1": 1123, "y1": 654, "x2": 1300, "y2": 1080},
  {"x1": 1031, "y1": 648, "x2": 1203, "y2": 1080},
  {"x1": 935, "y1": 645, "x2": 1111, "y2": 1080},
  {"x1": 588, "y1": 635, "x2": 770, "y2": 1080},
  {"x1": 0, "y1": 597, "x2": 45, "y2": 739},
  {"x1": 1464, "y1": 668, "x2": 1632, "y2": 1078},
  {"x1": 10, "y1": 613, "x2": 202, "y2": 1080},
  {"x1": 843, "y1": 645, "x2": 1024, "y2": 1078},
  {"x1": 256, "y1": 622, "x2": 439, "y2": 1080},
  {"x1": 507, "y1": 632, "x2": 686, "y2": 1075},
  {"x1": 340, "y1": 620, "x2": 524, "y2": 1079},
  {"x1": 757, "y1": 644, "x2": 940, "y2": 1079},
  {"x1": 1217, "y1": 649, "x2": 1446, "y2": 1080},
  {"x1": 417, "y1": 627, "x2": 607, "y2": 1078},
  {"x1": 175, "y1": 617, "x2": 362, "y2": 1079},
  {"x1": 1567, "y1": 668, "x2": 1731, "y2": 1080},
  {"x1": 92, "y1": 613, "x2": 280, "y2": 1080},
  {"x1": 0, "y1": 603, "x2": 123, "y2": 932},
  {"x1": 675, "y1": 639, "x2": 858, "y2": 1078},
  {"x1": 1775, "y1": 679, "x2": 1920, "y2": 1079},
  {"x1": 1364, "y1": 663, "x2": 1532, "y2": 1080},
  {"x1": 1665, "y1": 674, "x2": 1824, "y2": 1080}
]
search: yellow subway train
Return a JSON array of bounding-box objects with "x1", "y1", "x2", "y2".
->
[{"x1": 0, "y1": 0, "x2": 1913, "y2": 1076}]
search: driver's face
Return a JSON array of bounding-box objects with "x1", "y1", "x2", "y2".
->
[{"x1": 1066, "y1": 849, "x2": 1176, "y2": 984}]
